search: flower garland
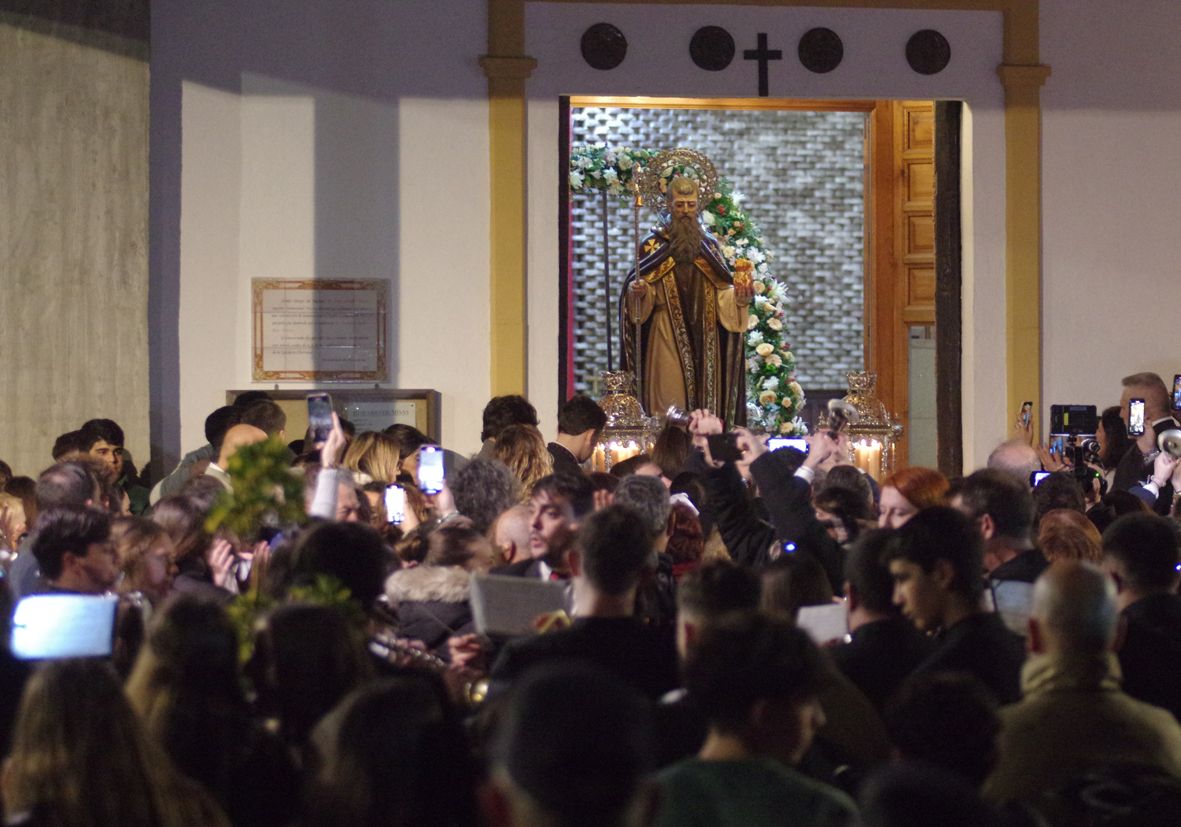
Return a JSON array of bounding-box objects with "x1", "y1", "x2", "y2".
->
[{"x1": 570, "y1": 144, "x2": 807, "y2": 434}]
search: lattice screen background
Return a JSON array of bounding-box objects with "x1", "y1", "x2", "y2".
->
[{"x1": 568, "y1": 106, "x2": 867, "y2": 400}]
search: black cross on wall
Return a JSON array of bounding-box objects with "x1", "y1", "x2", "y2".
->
[{"x1": 743, "y1": 33, "x2": 782, "y2": 97}]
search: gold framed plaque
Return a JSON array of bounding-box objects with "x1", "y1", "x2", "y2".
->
[{"x1": 252, "y1": 279, "x2": 388, "y2": 381}]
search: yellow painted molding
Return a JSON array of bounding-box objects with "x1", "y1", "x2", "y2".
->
[
  {"x1": 480, "y1": 55, "x2": 538, "y2": 80},
  {"x1": 997, "y1": 64, "x2": 1052, "y2": 89}
]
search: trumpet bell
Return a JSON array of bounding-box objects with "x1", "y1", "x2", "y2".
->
[
  {"x1": 1158, "y1": 429, "x2": 1181, "y2": 459},
  {"x1": 827, "y1": 398, "x2": 861, "y2": 429}
]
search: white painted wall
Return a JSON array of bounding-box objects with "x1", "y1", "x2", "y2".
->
[
  {"x1": 1042, "y1": 0, "x2": 1181, "y2": 423},
  {"x1": 151, "y1": 0, "x2": 490, "y2": 465},
  {"x1": 525, "y1": 2, "x2": 1007, "y2": 470}
]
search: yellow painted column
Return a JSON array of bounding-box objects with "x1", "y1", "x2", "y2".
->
[
  {"x1": 997, "y1": 63, "x2": 1050, "y2": 433},
  {"x1": 483, "y1": 0, "x2": 534, "y2": 396}
]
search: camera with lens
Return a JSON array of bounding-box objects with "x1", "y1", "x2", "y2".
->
[{"x1": 1048, "y1": 404, "x2": 1105, "y2": 495}]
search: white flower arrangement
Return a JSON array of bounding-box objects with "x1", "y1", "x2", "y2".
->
[{"x1": 569, "y1": 143, "x2": 807, "y2": 435}]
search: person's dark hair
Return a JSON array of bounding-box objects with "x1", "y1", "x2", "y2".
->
[
  {"x1": 684, "y1": 611, "x2": 824, "y2": 733},
  {"x1": 250, "y1": 602, "x2": 373, "y2": 747},
  {"x1": 449, "y1": 458, "x2": 519, "y2": 533},
  {"x1": 79, "y1": 418, "x2": 125, "y2": 450},
  {"x1": 235, "y1": 400, "x2": 287, "y2": 437},
  {"x1": 30, "y1": 506, "x2": 111, "y2": 580},
  {"x1": 393, "y1": 521, "x2": 435, "y2": 566},
  {"x1": 150, "y1": 495, "x2": 212, "y2": 566},
  {"x1": 286, "y1": 521, "x2": 388, "y2": 608},
  {"x1": 480, "y1": 395, "x2": 539, "y2": 443},
  {"x1": 1102, "y1": 513, "x2": 1181, "y2": 594},
  {"x1": 1032, "y1": 471, "x2": 1085, "y2": 527},
  {"x1": 670, "y1": 471, "x2": 712, "y2": 536},
  {"x1": 760, "y1": 554, "x2": 834, "y2": 622},
  {"x1": 651, "y1": 424, "x2": 692, "y2": 479},
  {"x1": 493, "y1": 662, "x2": 653, "y2": 827},
  {"x1": 1098, "y1": 405, "x2": 1134, "y2": 472},
  {"x1": 887, "y1": 506, "x2": 985, "y2": 601},
  {"x1": 813, "y1": 485, "x2": 873, "y2": 542},
  {"x1": 124, "y1": 596, "x2": 298, "y2": 826},
  {"x1": 607, "y1": 453, "x2": 652, "y2": 479},
  {"x1": 204, "y1": 406, "x2": 236, "y2": 452},
  {"x1": 530, "y1": 473, "x2": 595, "y2": 520},
  {"x1": 676, "y1": 559, "x2": 761, "y2": 617},
  {"x1": 387, "y1": 426, "x2": 431, "y2": 461},
  {"x1": 821, "y1": 464, "x2": 874, "y2": 508},
  {"x1": 845, "y1": 529, "x2": 903, "y2": 615},
  {"x1": 425, "y1": 525, "x2": 486, "y2": 568},
  {"x1": 954, "y1": 468, "x2": 1034, "y2": 542},
  {"x1": 613, "y1": 473, "x2": 670, "y2": 538},
  {"x1": 576, "y1": 505, "x2": 652, "y2": 596},
  {"x1": 5, "y1": 475, "x2": 38, "y2": 527},
  {"x1": 859, "y1": 763, "x2": 1001, "y2": 827},
  {"x1": 305, "y1": 676, "x2": 477, "y2": 827},
  {"x1": 178, "y1": 474, "x2": 226, "y2": 512},
  {"x1": 588, "y1": 471, "x2": 619, "y2": 493},
  {"x1": 51, "y1": 430, "x2": 85, "y2": 460},
  {"x1": 885, "y1": 672, "x2": 1001, "y2": 788},
  {"x1": 35, "y1": 460, "x2": 100, "y2": 511},
  {"x1": 0, "y1": 459, "x2": 11, "y2": 490},
  {"x1": 557, "y1": 394, "x2": 607, "y2": 438},
  {"x1": 231, "y1": 390, "x2": 272, "y2": 410}
]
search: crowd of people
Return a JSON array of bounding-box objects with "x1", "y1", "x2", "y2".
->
[{"x1": 1, "y1": 371, "x2": 1181, "y2": 825}]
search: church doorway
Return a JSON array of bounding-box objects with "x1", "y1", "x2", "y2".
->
[{"x1": 559, "y1": 97, "x2": 959, "y2": 471}]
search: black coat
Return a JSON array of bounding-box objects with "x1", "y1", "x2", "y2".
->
[
  {"x1": 831, "y1": 616, "x2": 933, "y2": 712},
  {"x1": 1118, "y1": 593, "x2": 1181, "y2": 722},
  {"x1": 384, "y1": 565, "x2": 474, "y2": 660},
  {"x1": 913, "y1": 612, "x2": 1026, "y2": 705}
]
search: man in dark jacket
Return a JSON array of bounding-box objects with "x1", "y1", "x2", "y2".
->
[
  {"x1": 886, "y1": 507, "x2": 1026, "y2": 704},
  {"x1": 547, "y1": 394, "x2": 606, "y2": 478},
  {"x1": 1102, "y1": 512, "x2": 1181, "y2": 721}
]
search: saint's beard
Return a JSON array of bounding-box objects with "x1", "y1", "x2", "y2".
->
[{"x1": 668, "y1": 213, "x2": 703, "y2": 265}]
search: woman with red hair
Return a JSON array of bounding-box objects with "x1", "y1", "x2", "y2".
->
[{"x1": 877, "y1": 466, "x2": 950, "y2": 528}]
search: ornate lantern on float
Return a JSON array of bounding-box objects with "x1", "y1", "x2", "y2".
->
[
  {"x1": 591, "y1": 370, "x2": 657, "y2": 472},
  {"x1": 837, "y1": 371, "x2": 903, "y2": 482}
]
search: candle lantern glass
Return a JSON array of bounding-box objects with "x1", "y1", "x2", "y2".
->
[
  {"x1": 591, "y1": 371, "x2": 657, "y2": 472},
  {"x1": 841, "y1": 371, "x2": 903, "y2": 482}
]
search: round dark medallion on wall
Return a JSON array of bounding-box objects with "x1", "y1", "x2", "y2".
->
[
  {"x1": 797, "y1": 27, "x2": 843, "y2": 74},
  {"x1": 581, "y1": 23, "x2": 627, "y2": 71},
  {"x1": 906, "y1": 29, "x2": 951, "y2": 75},
  {"x1": 689, "y1": 26, "x2": 735, "y2": 71}
]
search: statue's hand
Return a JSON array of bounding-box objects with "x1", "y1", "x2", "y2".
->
[
  {"x1": 733, "y1": 279, "x2": 754, "y2": 305},
  {"x1": 628, "y1": 280, "x2": 648, "y2": 296}
]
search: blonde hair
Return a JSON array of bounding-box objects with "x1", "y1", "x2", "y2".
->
[
  {"x1": 342, "y1": 431, "x2": 402, "y2": 484},
  {"x1": 493, "y1": 425, "x2": 553, "y2": 501},
  {"x1": 110, "y1": 516, "x2": 175, "y2": 595}
]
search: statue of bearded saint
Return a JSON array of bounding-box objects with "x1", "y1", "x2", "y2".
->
[{"x1": 619, "y1": 175, "x2": 753, "y2": 425}]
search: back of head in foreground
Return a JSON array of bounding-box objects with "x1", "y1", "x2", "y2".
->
[
  {"x1": 4, "y1": 658, "x2": 226, "y2": 827},
  {"x1": 1101, "y1": 512, "x2": 1181, "y2": 601},
  {"x1": 486, "y1": 661, "x2": 655, "y2": 827},
  {"x1": 305, "y1": 675, "x2": 476, "y2": 827},
  {"x1": 1029, "y1": 560, "x2": 1118, "y2": 657},
  {"x1": 684, "y1": 611, "x2": 826, "y2": 767}
]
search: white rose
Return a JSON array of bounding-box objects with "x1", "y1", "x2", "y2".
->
[
  {"x1": 748, "y1": 331, "x2": 764, "y2": 346},
  {"x1": 747, "y1": 248, "x2": 765, "y2": 264},
  {"x1": 763, "y1": 376, "x2": 780, "y2": 391},
  {"x1": 569, "y1": 171, "x2": 584, "y2": 188},
  {"x1": 701, "y1": 210, "x2": 716, "y2": 227},
  {"x1": 618, "y1": 155, "x2": 633, "y2": 170},
  {"x1": 758, "y1": 390, "x2": 778, "y2": 407},
  {"x1": 755, "y1": 343, "x2": 774, "y2": 358},
  {"x1": 767, "y1": 318, "x2": 783, "y2": 332},
  {"x1": 603, "y1": 168, "x2": 618, "y2": 183}
]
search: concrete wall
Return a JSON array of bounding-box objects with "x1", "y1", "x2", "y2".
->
[
  {"x1": 151, "y1": 0, "x2": 490, "y2": 467},
  {"x1": 0, "y1": 4, "x2": 149, "y2": 477},
  {"x1": 1041, "y1": 0, "x2": 1181, "y2": 421}
]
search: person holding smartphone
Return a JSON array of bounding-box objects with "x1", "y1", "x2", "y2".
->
[{"x1": 1113, "y1": 372, "x2": 1181, "y2": 492}]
